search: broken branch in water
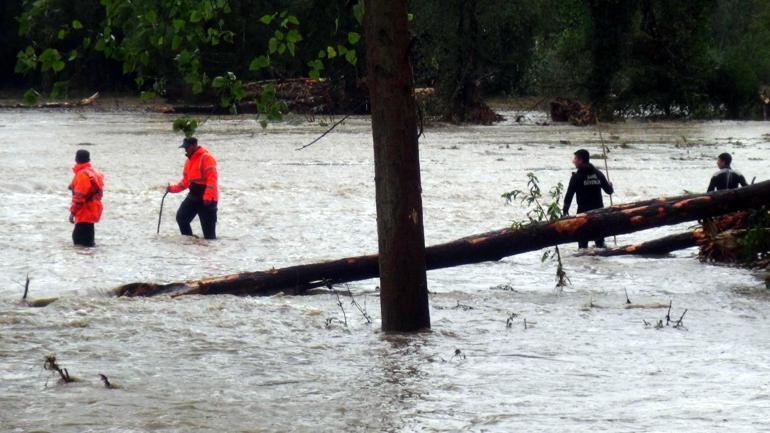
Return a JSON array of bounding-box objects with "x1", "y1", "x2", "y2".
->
[
  {"x1": 346, "y1": 285, "x2": 372, "y2": 324},
  {"x1": 44, "y1": 355, "x2": 74, "y2": 384},
  {"x1": 98, "y1": 374, "x2": 119, "y2": 389},
  {"x1": 643, "y1": 300, "x2": 689, "y2": 330}
]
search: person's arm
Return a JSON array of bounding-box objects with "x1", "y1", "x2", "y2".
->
[
  {"x1": 562, "y1": 174, "x2": 576, "y2": 215},
  {"x1": 707, "y1": 175, "x2": 716, "y2": 192},
  {"x1": 201, "y1": 154, "x2": 218, "y2": 204},
  {"x1": 738, "y1": 174, "x2": 748, "y2": 187},
  {"x1": 598, "y1": 170, "x2": 614, "y2": 195},
  {"x1": 167, "y1": 167, "x2": 189, "y2": 193},
  {"x1": 69, "y1": 172, "x2": 90, "y2": 219}
]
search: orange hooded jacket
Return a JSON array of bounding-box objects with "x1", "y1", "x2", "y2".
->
[
  {"x1": 168, "y1": 145, "x2": 218, "y2": 202},
  {"x1": 69, "y1": 162, "x2": 104, "y2": 224}
]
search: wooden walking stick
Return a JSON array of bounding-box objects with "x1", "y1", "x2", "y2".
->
[
  {"x1": 598, "y1": 129, "x2": 617, "y2": 246},
  {"x1": 157, "y1": 188, "x2": 169, "y2": 234}
]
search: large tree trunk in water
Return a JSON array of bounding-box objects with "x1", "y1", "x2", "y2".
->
[
  {"x1": 114, "y1": 181, "x2": 770, "y2": 298},
  {"x1": 364, "y1": 0, "x2": 430, "y2": 331}
]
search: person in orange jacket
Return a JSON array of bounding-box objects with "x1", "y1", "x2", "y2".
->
[
  {"x1": 167, "y1": 137, "x2": 218, "y2": 239},
  {"x1": 69, "y1": 149, "x2": 104, "y2": 247}
]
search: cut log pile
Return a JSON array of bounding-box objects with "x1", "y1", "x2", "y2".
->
[
  {"x1": 243, "y1": 79, "x2": 334, "y2": 114},
  {"x1": 550, "y1": 97, "x2": 596, "y2": 126},
  {"x1": 114, "y1": 180, "x2": 770, "y2": 298},
  {"x1": 0, "y1": 92, "x2": 99, "y2": 109},
  {"x1": 150, "y1": 79, "x2": 368, "y2": 115}
]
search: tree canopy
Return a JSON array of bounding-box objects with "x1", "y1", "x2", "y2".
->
[{"x1": 2, "y1": 0, "x2": 769, "y2": 119}]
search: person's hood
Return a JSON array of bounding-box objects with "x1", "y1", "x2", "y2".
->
[
  {"x1": 577, "y1": 162, "x2": 596, "y2": 173},
  {"x1": 72, "y1": 162, "x2": 92, "y2": 173}
]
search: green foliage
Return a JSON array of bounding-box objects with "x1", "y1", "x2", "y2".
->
[
  {"x1": 172, "y1": 116, "x2": 199, "y2": 137},
  {"x1": 23, "y1": 88, "x2": 40, "y2": 105},
  {"x1": 6, "y1": 0, "x2": 770, "y2": 120},
  {"x1": 14, "y1": 0, "x2": 237, "y2": 99},
  {"x1": 212, "y1": 71, "x2": 246, "y2": 113},
  {"x1": 260, "y1": 11, "x2": 303, "y2": 58},
  {"x1": 307, "y1": 0, "x2": 363, "y2": 80},
  {"x1": 254, "y1": 85, "x2": 288, "y2": 128},
  {"x1": 737, "y1": 209, "x2": 770, "y2": 263},
  {"x1": 503, "y1": 173, "x2": 569, "y2": 288},
  {"x1": 502, "y1": 173, "x2": 564, "y2": 226}
]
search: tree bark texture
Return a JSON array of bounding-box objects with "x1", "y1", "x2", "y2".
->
[{"x1": 364, "y1": 0, "x2": 430, "y2": 331}]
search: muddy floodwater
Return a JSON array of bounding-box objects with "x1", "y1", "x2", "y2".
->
[{"x1": 1, "y1": 110, "x2": 770, "y2": 432}]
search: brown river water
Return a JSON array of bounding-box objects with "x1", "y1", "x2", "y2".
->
[{"x1": 1, "y1": 110, "x2": 770, "y2": 432}]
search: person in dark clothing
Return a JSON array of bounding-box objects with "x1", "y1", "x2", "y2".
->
[
  {"x1": 563, "y1": 149, "x2": 614, "y2": 248},
  {"x1": 707, "y1": 153, "x2": 747, "y2": 192},
  {"x1": 167, "y1": 137, "x2": 219, "y2": 240}
]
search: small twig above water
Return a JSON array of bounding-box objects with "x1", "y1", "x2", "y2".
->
[
  {"x1": 505, "y1": 312, "x2": 518, "y2": 328},
  {"x1": 334, "y1": 290, "x2": 348, "y2": 327},
  {"x1": 296, "y1": 113, "x2": 352, "y2": 151},
  {"x1": 451, "y1": 349, "x2": 466, "y2": 361},
  {"x1": 99, "y1": 374, "x2": 119, "y2": 389},
  {"x1": 22, "y1": 273, "x2": 30, "y2": 301},
  {"x1": 453, "y1": 300, "x2": 474, "y2": 311},
  {"x1": 624, "y1": 288, "x2": 631, "y2": 304},
  {"x1": 673, "y1": 309, "x2": 688, "y2": 329},
  {"x1": 644, "y1": 300, "x2": 689, "y2": 331}
]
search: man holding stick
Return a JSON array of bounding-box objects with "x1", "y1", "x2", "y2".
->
[{"x1": 166, "y1": 137, "x2": 219, "y2": 240}]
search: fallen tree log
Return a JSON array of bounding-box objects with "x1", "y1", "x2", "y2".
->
[
  {"x1": 114, "y1": 181, "x2": 770, "y2": 298},
  {"x1": 580, "y1": 230, "x2": 703, "y2": 257},
  {"x1": 581, "y1": 211, "x2": 753, "y2": 257}
]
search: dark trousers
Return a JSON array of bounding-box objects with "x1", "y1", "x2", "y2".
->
[
  {"x1": 72, "y1": 223, "x2": 95, "y2": 247},
  {"x1": 577, "y1": 206, "x2": 605, "y2": 249},
  {"x1": 176, "y1": 195, "x2": 217, "y2": 240}
]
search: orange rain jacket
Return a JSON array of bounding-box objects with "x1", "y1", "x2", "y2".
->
[
  {"x1": 69, "y1": 162, "x2": 105, "y2": 224},
  {"x1": 168, "y1": 145, "x2": 218, "y2": 202}
]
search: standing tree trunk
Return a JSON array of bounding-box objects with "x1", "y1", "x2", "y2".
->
[{"x1": 364, "y1": 0, "x2": 430, "y2": 331}]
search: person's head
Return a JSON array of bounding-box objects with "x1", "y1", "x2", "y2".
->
[
  {"x1": 180, "y1": 137, "x2": 199, "y2": 156},
  {"x1": 75, "y1": 149, "x2": 90, "y2": 164},
  {"x1": 573, "y1": 149, "x2": 590, "y2": 169},
  {"x1": 717, "y1": 152, "x2": 732, "y2": 169}
]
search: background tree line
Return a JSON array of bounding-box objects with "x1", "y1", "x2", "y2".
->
[{"x1": 1, "y1": 0, "x2": 769, "y2": 119}]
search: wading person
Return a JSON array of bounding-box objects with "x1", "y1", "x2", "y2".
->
[
  {"x1": 563, "y1": 149, "x2": 614, "y2": 249},
  {"x1": 707, "y1": 152, "x2": 747, "y2": 192},
  {"x1": 167, "y1": 137, "x2": 218, "y2": 239},
  {"x1": 69, "y1": 149, "x2": 104, "y2": 247}
]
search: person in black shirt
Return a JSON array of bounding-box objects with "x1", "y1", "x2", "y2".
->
[
  {"x1": 707, "y1": 152, "x2": 747, "y2": 192},
  {"x1": 563, "y1": 149, "x2": 614, "y2": 248}
]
